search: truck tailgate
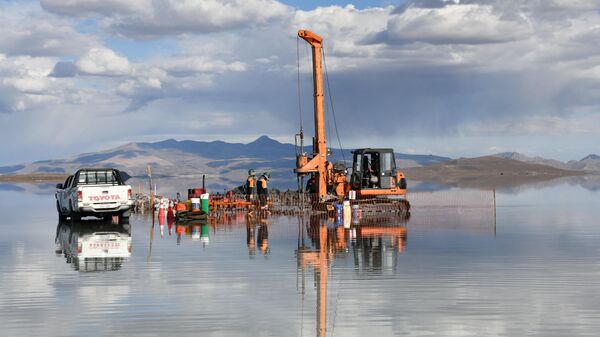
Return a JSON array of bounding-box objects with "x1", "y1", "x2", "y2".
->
[{"x1": 80, "y1": 185, "x2": 131, "y2": 209}]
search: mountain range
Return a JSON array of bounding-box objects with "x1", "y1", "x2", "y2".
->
[
  {"x1": 404, "y1": 156, "x2": 585, "y2": 190},
  {"x1": 1, "y1": 137, "x2": 597, "y2": 190},
  {"x1": 0, "y1": 136, "x2": 450, "y2": 190},
  {"x1": 493, "y1": 152, "x2": 600, "y2": 172}
]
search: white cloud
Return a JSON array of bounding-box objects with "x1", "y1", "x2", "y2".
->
[
  {"x1": 41, "y1": 0, "x2": 149, "y2": 16},
  {"x1": 0, "y1": 54, "x2": 60, "y2": 112},
  {"x1": 42, "y1": 0, "x2": 291, "y2": 38},
  {"x1": 160, "y1": 57, "x2": 248, "y2": 74},
  {"x1": 75, "y1": 47, "x2": 131, "y2": 76},
  {"x1": 2, "y1": 0, "x2": 600, "y2": 164},
  {"x1": 0, "y1": 2, "x2": 95, "y2": 56},
  {"x1": 294, "y1": 5, "x2": 391, "y2": 65},
  {"x1": 372, "y1": 4, "x2": 533, "y2": 45},
  {"x1": 535, "y1": 0, "x2": 600, "y2": 12}
]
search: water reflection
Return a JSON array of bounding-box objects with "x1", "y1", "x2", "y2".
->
[
  {"x1": 351, "y1": 216, "x2": 408, "y2": 274},
  {"x1": 146, "y1": 211, "x2": 211, "y2": 248},
  {"x1": 297, "y1": 214, "x2": 409, "y2": 337},
  {"x1": 246, "y1": 214, "x2": 270, "y2": 257},
  {"x1": 55, "y1": 219, "x2": 131, "y2": 272},
  {"x1": 1, "y1": 183, "x2": 597, "y2": 336}
]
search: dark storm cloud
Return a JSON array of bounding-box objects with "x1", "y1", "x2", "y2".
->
[{"x1": 293, "y1": 66, "x2": 550, "y2": 137}]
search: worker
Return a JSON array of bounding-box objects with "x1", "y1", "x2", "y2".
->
[
  {"x1": 245, "y1": 169, "x2": 257, "y2": 202},
  {"x1": 362, "y1": 155, "x2": 371, "y2": 188},
  {"x1": 257, "y1": 172, "x2": 270, "y2": 210},
  {"x1": 370, "y1": 153, "x2": 380, "y2": 187},
  {"x1": 306, "y1": 173, "x2": 316, "y2": 194}
]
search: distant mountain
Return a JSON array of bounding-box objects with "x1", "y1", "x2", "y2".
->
[
  {"x1": 567, "y1": 154, "x2": 600, "y2": 172},
  {"x1": 493, "y1": 152, "x2": 571, "y2": 170},
  {"x1": 493, "y1": 152, "x2": 600, "y2": 172},
  {"x1": 404, "y1": 156, "x2": 584, "y2": 189},
  {"x1": 0, "y1": 136, "x2": 450, "y2": 190}
]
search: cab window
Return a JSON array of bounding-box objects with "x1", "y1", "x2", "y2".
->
[
  {"x1": 76, "y1": 170, "x2": 120, "y2": 185},
  {"x1": 381, "y1": 152, "x2": 394, "y2": 171}
]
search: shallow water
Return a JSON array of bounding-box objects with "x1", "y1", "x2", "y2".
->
[{"x1": 1, "y1": 183, "x2": 599, "y2": 337}]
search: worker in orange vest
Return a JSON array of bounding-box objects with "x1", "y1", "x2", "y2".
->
[
  {"x1": 257, "y1": 172, "x2": 270, "y2": 210},
  {"x1": 245, "y1": 169, "x2": 256, "y2": 202}
]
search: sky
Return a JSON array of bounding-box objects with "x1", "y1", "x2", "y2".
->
[{"x1": 1, "y1": 0, "x2": 600, "y2": 165}]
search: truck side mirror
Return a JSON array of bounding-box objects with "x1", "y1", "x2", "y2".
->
[{"x1": 56, "y1": 183, "x2": 63, "y2": 189}]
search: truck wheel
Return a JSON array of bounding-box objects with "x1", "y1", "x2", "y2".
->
[
  {"x1": 57, "y1": 201, "x2": 67, "y2": 221},
  {"x1": 71, "y1": 212, "x2": 81, "y2": 222},
  {"x1": 119, "y1": 210, "x2": 131, "y2": 224},
  {"x1": 69, "y1": 202, "x2": 81, "y2": 222}
]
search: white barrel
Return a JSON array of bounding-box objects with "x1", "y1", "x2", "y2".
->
[
  {"x1": 191, "y1": 197, "x2": 201, "y2": 211},
  {"x1": 348, "y1": 190, "x2": 356, "y2": 200},
  {"x1": 343, "y1": 200, "x2": 351, "y2": 220}
]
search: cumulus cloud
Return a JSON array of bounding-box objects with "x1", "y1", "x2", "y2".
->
[
  {"x1": 370, "y1": 4, "x2": 533, "y2": 45},
  {"x1": 42, "y1": 0, "x2": 290, "y2": 39},
  {"x1": 0, "y1": 2, "x2": 95, "y2": 56},
  {"x1": 0, "y1": 54, "x2": 58, "y2": 112},
  {"x1": 160, "y1": 57, "x2": 248, "y2": 75},
  {"x1": 40, "y1": 0, "x2": 148, "y2": 16},
  {"x1": 0, "y1": 53, "x2": 122, "y2": 115},
  {"x1": 75, "y1": 47, "x2": 131, "y2": 76},
  {"x1": 2, "y1": 0, "x2": 600, "y2": 163},
  {"x1": 294, "y1": 5, "x2": 391, "y2": 61}
]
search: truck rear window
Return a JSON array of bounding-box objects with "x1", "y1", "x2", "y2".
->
[{"x1": 77, "y1": 170, "x2": 121, "y2": 185}]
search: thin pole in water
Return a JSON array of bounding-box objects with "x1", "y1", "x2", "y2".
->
[{"x1": 493, "y1": 189, "x2": 497, "y2": 237}]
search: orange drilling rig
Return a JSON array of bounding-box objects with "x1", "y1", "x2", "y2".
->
[{"x1": 294, "y1": 30, "x2": 410, "y2": 213}]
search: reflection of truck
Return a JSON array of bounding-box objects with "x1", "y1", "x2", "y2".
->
[
  {"x1": 55, "y1": 219, "x2": 132, "y2": 272},
  {"x1": 56, "y1": 168, "x2": 133, "y2": 222}
]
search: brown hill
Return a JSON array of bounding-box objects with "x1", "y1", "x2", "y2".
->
[
  {"x1": 403, "y1": 156, "x2": 584, "y2": 189},
  {"x1": 0, "y1": 173, "x2": 68, "y2": 183}
]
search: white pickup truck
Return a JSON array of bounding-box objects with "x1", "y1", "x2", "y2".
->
[{"x1": 56, "y1": 168, "x2": 133, "y2": 222}]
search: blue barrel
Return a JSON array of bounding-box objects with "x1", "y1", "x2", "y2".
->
[{"x1": 334, "y1": 203, "x2": 343, "y2": 217}]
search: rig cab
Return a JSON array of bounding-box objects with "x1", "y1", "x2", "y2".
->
[{"x1": 350, "y1": 148, "x2": 407, "y2": 197}]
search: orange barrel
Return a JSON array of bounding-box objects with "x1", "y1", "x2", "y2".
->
[{"x1": 175, "y1": 203, "x2": 187, "y2": 212}]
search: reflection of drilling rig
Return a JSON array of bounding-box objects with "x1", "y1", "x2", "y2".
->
[
  {"x1": 297, "y1": 216, "x2": 330, "y2": 337},
  {"x1": 296, "y1": 214, "x2": 409, "y2": 337},
  {"x1": 294, "y1": 30, "x2": 410, "y2": 214}
]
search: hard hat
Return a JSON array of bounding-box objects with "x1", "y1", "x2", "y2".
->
[
  {"x1": 248, "y1": 169, "x2": 256, "y2": 175},
  {"x1": 263, "y1": 172, "x2": 271, "y2": 179}
]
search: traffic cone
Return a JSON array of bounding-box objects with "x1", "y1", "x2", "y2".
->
[{"x1": 167, "y1": 201, "x2": 175, "y2": 221}]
